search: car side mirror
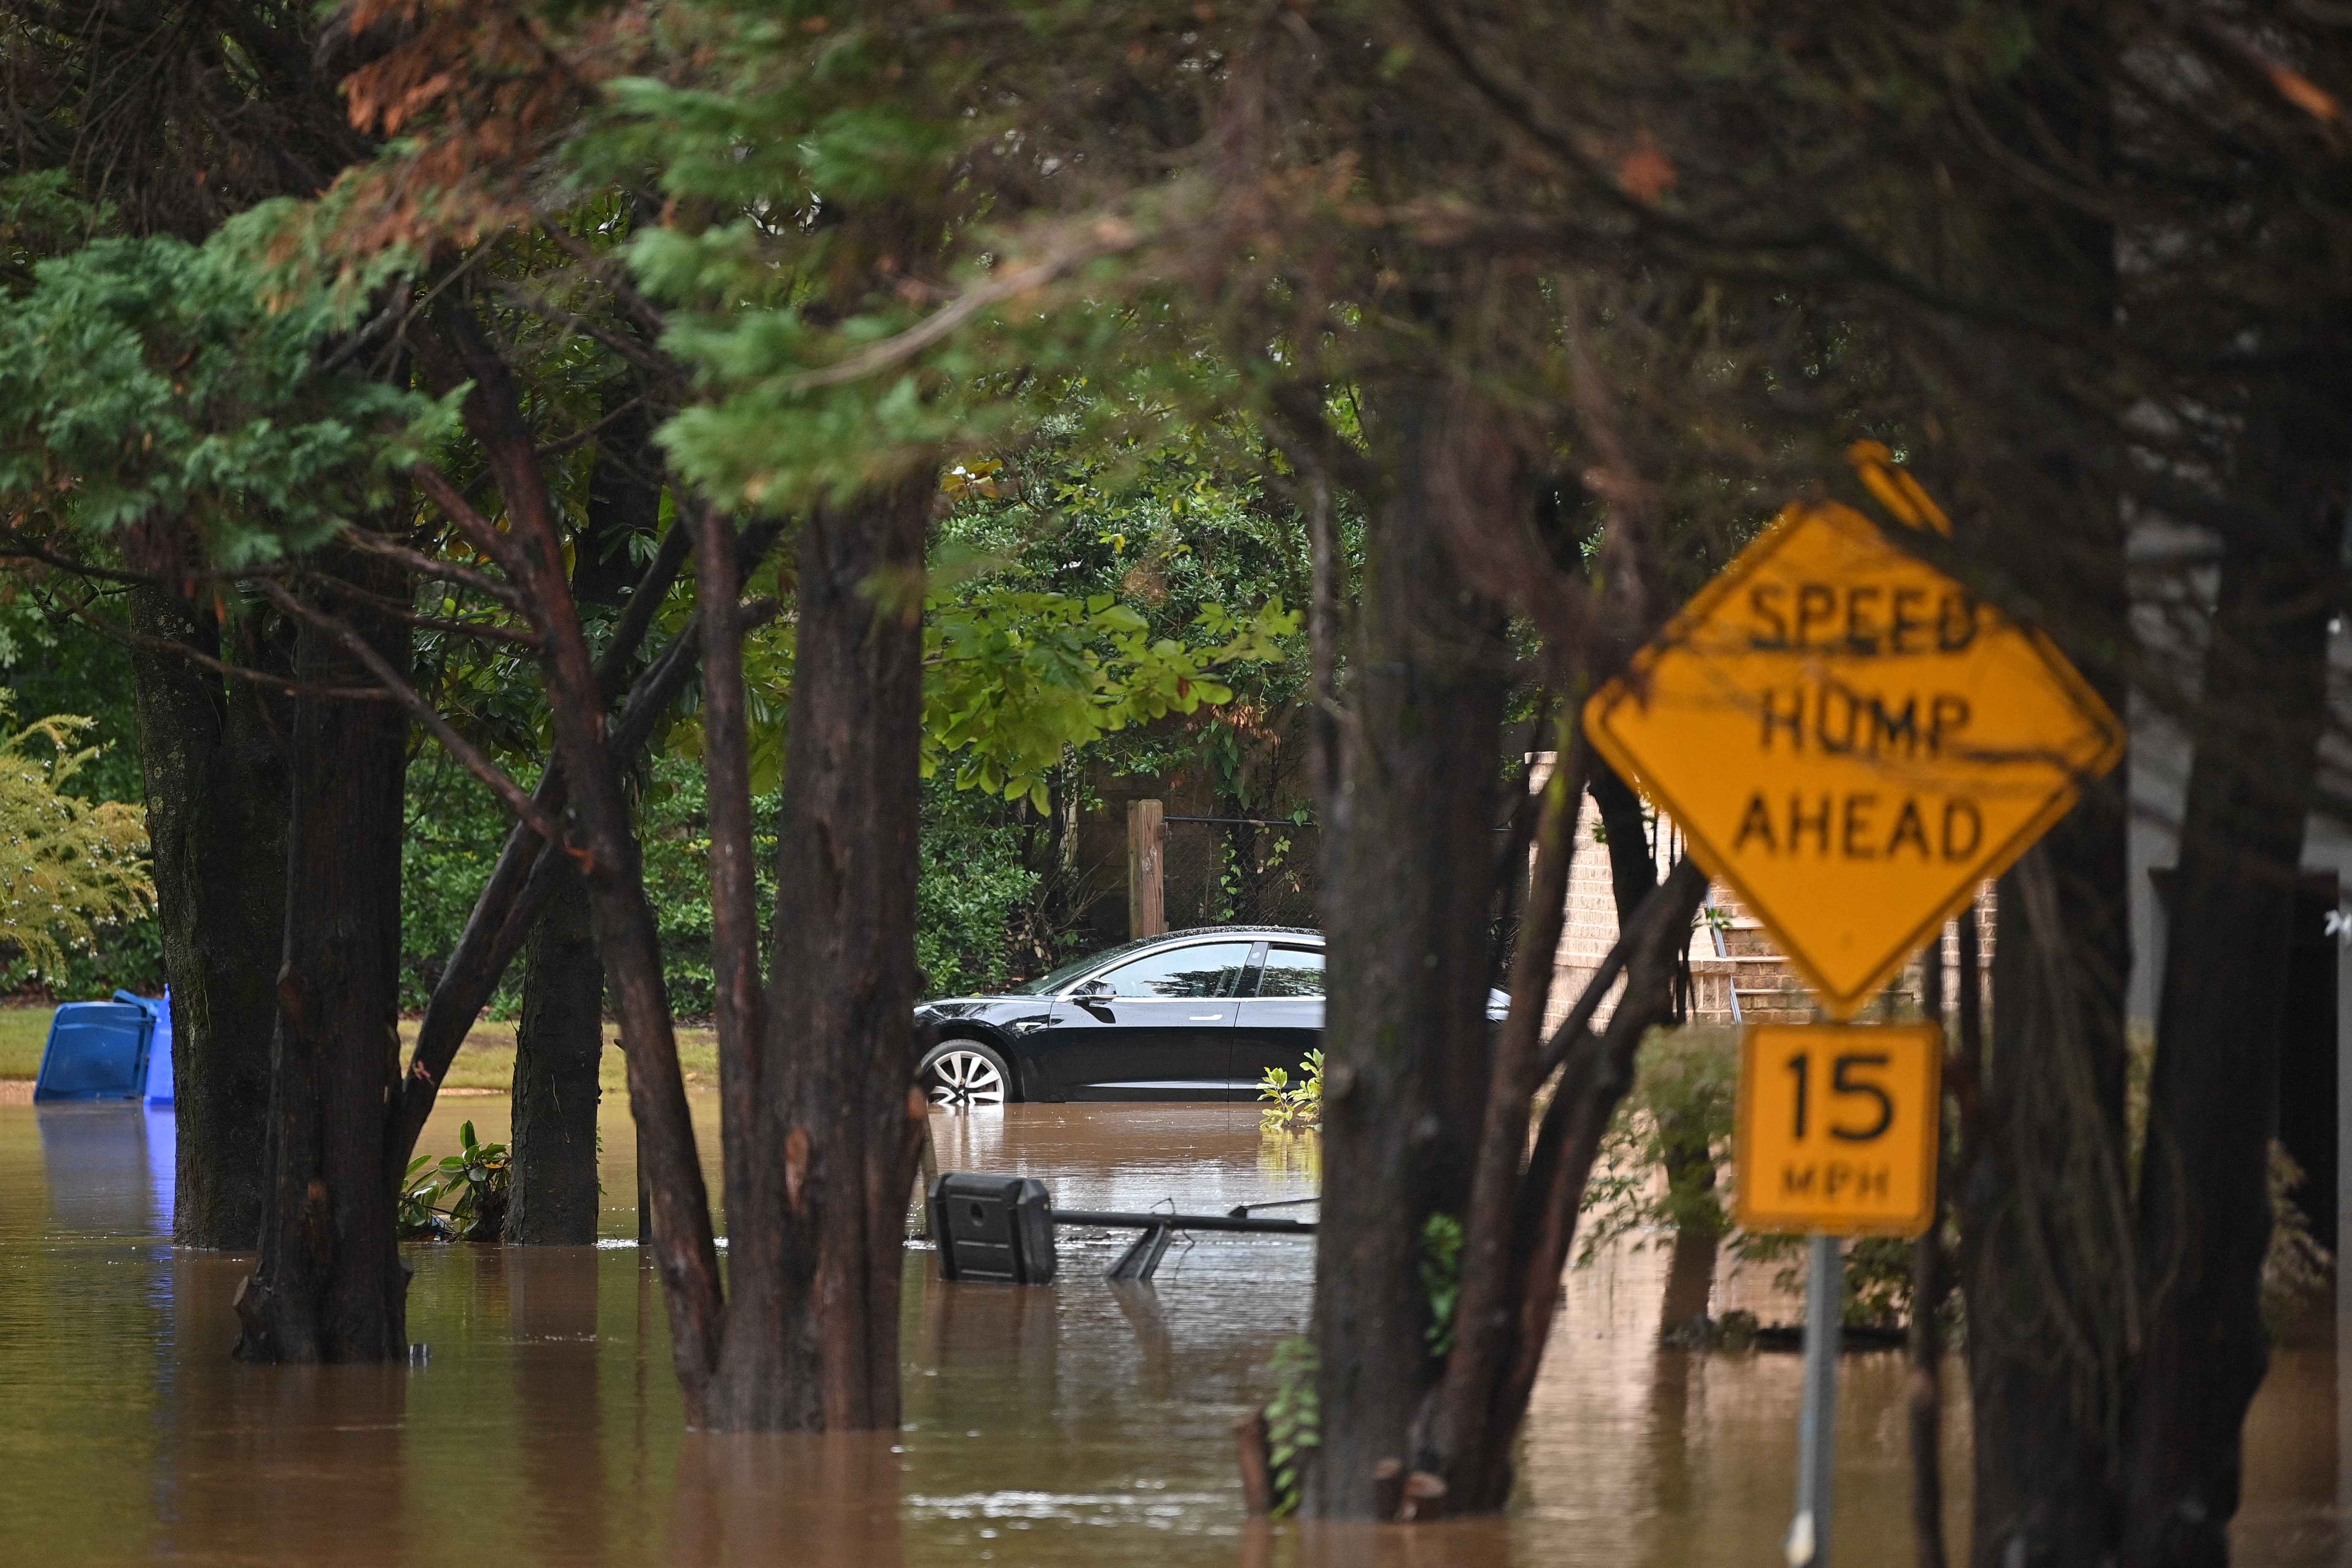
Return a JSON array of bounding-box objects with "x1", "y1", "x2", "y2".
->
[{"x1": 1070, "y1": 979, "x2": 1113, "y2": 1002}]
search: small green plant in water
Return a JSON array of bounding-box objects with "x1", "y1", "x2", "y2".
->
[
  {"x1": 401, "y1": 1122, "x2": 513, "y2": 1241},
  {"x1": 398, "y1": 1156, "x2": 450, "y2": 1240},
  {"x1": 1264, "y1": 1335, "x2": 1320, "y2": 1516},
  {"x1": 1258, "y1": 1048, "x2": 1323, "y2": 1131},
  {"x1": 1421, "y1": 1211, "x2": 1465, "y2": 1356}
]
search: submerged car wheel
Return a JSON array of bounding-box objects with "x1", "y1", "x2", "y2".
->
[{"x1": 921, "y1": 1040, "x2": 1010, "y2": 1105}]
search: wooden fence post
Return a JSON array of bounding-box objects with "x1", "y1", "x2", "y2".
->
[{"x1": 1128, "y1": 799, "x2": 1166, "y2": 937}]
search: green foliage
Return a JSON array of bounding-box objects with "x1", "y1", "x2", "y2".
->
[
  {"x1": 398, "y1": 1156, "x2": 452, "y2": 1240},
  {"x1": 1579, "y1": 1026, "x2": 1740, "y2": 1261},
  {"x1": 1734, "y1": 1232, "x2": 1924, "y2": 1329},
  {"x1": 0, "y1": 697, "x2": 152, "y2": 983},
  {"x1": 404, "y1": 1121, "x2": 512, "y2": 1242},
  {"x1": 1420, "y1": 1211, "x2": 1466, "y2": 1358},
  {"x1": 923, "y1": 588, "x2": 1297, "y2": 813},
  {"x1": 0, "y1": 171, "x2": 103, "y2": 284},
  {"x1": 0, "y1": 209, "x2": 455, "y2": 563},
  {"x1": 914, "y1": 773, "x2": 1045, "y2": 998},
  {"x1": 401, "y1": 749, "x2": 530, "y2": 1014},
  {"x1": 1263, "y1": 1335, "x2": 1320, "y2": 1518},
  {"x1": 1257, "y1": 1048, "x2": 1323, "y2": 1132},
  {"x1": 1581, "y1": 1026, "x2": 1921, "y2": 1326},
  {"x1": 0, "y1": 618, "x2": 157, "y2": 996}
]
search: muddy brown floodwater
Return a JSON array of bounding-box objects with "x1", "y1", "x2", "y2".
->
[{"x1": 0, "y1": 1097, "x2": 2338, "y2": 1566}]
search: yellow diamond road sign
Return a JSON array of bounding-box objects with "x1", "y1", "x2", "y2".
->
[{"x1": 1583, "y1": 498, "x2": 2124, "y2": 1019}]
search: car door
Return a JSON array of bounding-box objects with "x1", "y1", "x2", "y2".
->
[
  {"x1": 1040, "y1": 940, "x2": 1253, "y2": 1100},
  {"x1": 1231, "y1": 943, "x2": 1325, "y2": 1096}
]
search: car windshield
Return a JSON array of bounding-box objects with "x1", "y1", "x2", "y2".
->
[{"x1": 1003, "y1": 936, "x2": 1159, "y2": 996}]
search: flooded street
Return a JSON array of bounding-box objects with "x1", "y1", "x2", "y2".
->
[{"x1": 0, "y1": 1097, "x2": 2338, "y2": 1566}]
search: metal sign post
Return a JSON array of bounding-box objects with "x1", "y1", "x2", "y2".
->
[{"x1": 1788, "y1": 1233, "x2": 1843, "y2": 1568}]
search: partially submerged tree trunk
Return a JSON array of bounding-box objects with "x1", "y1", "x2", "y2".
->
[
  {"x1": 1909, "y1": 925, "x2": 1953, "y2": 1568},
  {"x1": 1428, "y1": 855, "x2": 1709, "y2": 1511},
  {"x1": 506, "y1": 859, "x2": 605, "y2": 1245},
  {"x1": 1589, "y1": 757, "x2": 1719, "y2": 1339},
  {"x1": 128, "y1": 585, "x2": 292, "y2": 1250},
  {"x1": 2123, "y1": 472, "x2": 2340, "y2": 1568},
  {"x1": 1933, "y1": 17, "x2": 2136, "y2": 1558},
  {"x1": 1957, "y1": 622, "x2": 2135, "y2": 1568},
  {"x1": 705, "y1": 477, "x2": 932, "y2": 1431},
  {"x1": 233, "y1": 545, "x2": 412, "y2": 1361},
  {"x1": 500, "y1": 373, "x2": 671, "y2": 1245},
  {"x1": 1305, "y1": 376, "x2": 1514, "y2": 1518},
  {"x1": 424, "y1": 292, "x2": 722, "y2": 1407},
  {"x1": 1947, "y1": 433, "x2": 2135, "y2": 1565}
]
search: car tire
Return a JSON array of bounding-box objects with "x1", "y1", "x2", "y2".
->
[{"x1": 920, "y1": 1039, "x2": 1013, "y2": 1106}]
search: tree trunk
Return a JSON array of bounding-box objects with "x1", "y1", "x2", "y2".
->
[
  {"x1": 392, "y1": 518, "x2": 700, "y2": 1167},
  {"x1": 1593, "y1": 756, "x2": 1719, "y2": 1340},
  {"x1": 1943, "y1": 13, "x2": 2132, "y2": 1552},
  {"x1": 233, "y1": 545, "x2": 412, "y2": 1361},
  {"x1": 425, "y1": 293, "x2": 724, "y2": 1412},
  {"x1": 2123, "y1": 485, "x2": 2338, "y2": 1568},
  {"x1": 1957, "y1": 701, "x2": 2134, "y2": 1568},
  {"x1": 128, "y1": 585, "x2": 292, "y2": 1250},
  {"x1": 1587, "y1": 760, "x2": 1655, "y2": 922},
  {"x1": 704, "y1": 476, "x2": 932, "y2": 1431},
  {"x1": 1437, "y1": 857, "x2": 1711, "y2": 1511},
  {"x1": 506, "y1": 858, "x2": 605, "y2": 1245},
  {"x1": 1306, "y1": 376, "x2": 1513, "y2": 1519},
  {"x1": 1908, "y1": 923, "x2": 1952, "y2": 1568},
  {"x1": 1938, "y1": 410, "x2": 2136, "y2": 1556}
]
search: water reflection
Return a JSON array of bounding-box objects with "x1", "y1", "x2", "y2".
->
[
  {"x1": 671, "y1": 1433, "x2": 903, "y2": 1566},
  {"x1": 35, "y1": 1102, "x2": 167, "y2": 1236},
  {"x1": 512, "y1": 1246, "x2": 606, "y2": 1565},
  {"x1": 0, "y1": 1098, "x2": 2337, "y2": 1565}
]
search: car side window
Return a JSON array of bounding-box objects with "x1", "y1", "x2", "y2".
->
[
  {"x1": 1097, "y1": 942, "x2": 1256, "y2": 999},
  {"x1": 1255, "y1": 947, "x2": 1324, "y2": 998}
]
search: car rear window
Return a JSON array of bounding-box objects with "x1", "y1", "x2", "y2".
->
[{"x1": 1255, "y1": 947, "x2": 1324, "y2": 998}]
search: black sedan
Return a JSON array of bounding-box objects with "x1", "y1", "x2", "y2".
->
[
  {"x1": 915, "y1": 926, "x2": 1510, "y2": 1104},
  {"x1": 915, "y1": 926, "x2": 1331, "y2": 1105}
]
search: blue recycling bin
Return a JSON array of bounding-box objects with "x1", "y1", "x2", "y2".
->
[
  {"x1": 122, "y1": 989, "x2": 172, "y2": 1104},
  {"x1": 33, "y1": 995, "x2": 159, "y2": 1102}
]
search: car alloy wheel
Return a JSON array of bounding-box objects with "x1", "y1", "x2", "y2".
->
[{"x1": 924, "y1": 1043, "x2": 1007, "y2": 1106}]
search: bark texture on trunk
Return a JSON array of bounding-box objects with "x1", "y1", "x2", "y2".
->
[
  {"x1": 128, "y1": 585, "x2": 292, "y2": 1250},
  {"x1": 704, "y1": 478, "x2": 931, "y2": 1431},
  {"x1": 425, "y1": 295, "x2": 723, "y2": 1407},
  {"x1": 1587, "y1": 760, "x2": 1655, "y2": 922},
  {"x1": 233, "y1": 546, "x2": 411, "y2": 1361},
  {"x1": 506, "y1": 858, "x2": 605, "y2": 1245},
  {"x1": 1958, "y1": 788, "x2": 2133, "y2": 1567},
  {"x1": 1946, "y1": 23, "x2": 2129, "y2": 1536},
  {"x1": 1908, "y1": 925, "x2": 1952, "y2": 1568},
  {"x1": 2123, "y1": 506, "x2": 2336, "y2": 1568},
  {"x1": 1307, "y1": 378, "x2": 1513, "y2": 1519},
  {"x1": 393, "y1": 516, "x2": 696, "y2": 1169},
  {"x1": 1421, "y1": 733, "x2": 1582, "y2": 1496},
  {"x1": 1469, "y1": 858, "x2": 1710, "y2": 1508}
]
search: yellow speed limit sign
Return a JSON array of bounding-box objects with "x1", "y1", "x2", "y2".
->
[{"x1": 1734, "y1": 1023, "x2": 1941, "y2": 1237}]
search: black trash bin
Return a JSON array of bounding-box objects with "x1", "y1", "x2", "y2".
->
[{"x1": 931, "y1": 1171, "x2": 1057, "y2": 1284}]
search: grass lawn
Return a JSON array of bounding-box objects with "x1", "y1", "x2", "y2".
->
[
  {"x1": 410, "y1": 1019, "x2": 720, "y2": 1095},
  {"x1": 0, "y1": 1005, "x2": 53, "y2": 1079},
  {"x1": 0, "y1": 1001, "x2": 717, "y2": 1094}
]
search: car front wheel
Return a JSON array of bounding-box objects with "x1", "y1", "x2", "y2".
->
[{"x1": 920, "y1": 1040, "x2": 1011, "y2": 1106}]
